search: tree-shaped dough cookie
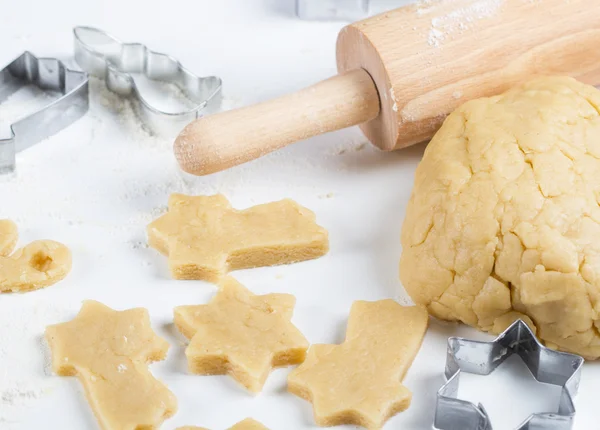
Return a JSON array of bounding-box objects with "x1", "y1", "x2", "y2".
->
[
  {"x1": 174, "y1": 277, "x2": 309, "y2": 392},
  {"x1": 178, "y1": 418, "x2": 268, "y2": 430},
  {"x1": 46, "y1": 301, "x2": 177, "y2": 430},
  {"x1": 148, "y1": 194, "x2": 329, "y2": 282},
  {"x1": 288, "y1": 300, "x2": 428, "y2": 429},
  {"x1": 0, "y1": 219, "x2": 71, "y2": 292}
]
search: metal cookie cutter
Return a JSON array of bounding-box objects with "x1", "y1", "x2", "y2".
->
[
  {"x1": 73, "y1": 26, "x2": 222, "y2": 134},
  {"x1": 434, "y1": 320, "x2": 584, "y2": 430},
  {"x1": 0, "y1": 52, "x2": 89, "y2": 174}
]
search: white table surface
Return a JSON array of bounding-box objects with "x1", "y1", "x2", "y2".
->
[{"x1": 0, "y1": 0, "x2": 598, "y2": 429}]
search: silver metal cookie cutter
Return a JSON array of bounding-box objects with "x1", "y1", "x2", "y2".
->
[
  {"x1": 434, "y1": 320, "x2": 584, "y2": 430},
  {"x1": 0, "y1": 52, "x2": 89, "y2": 174},
  {"x1": 73, "y1": 26, "x2": 222, "y2": 134}
]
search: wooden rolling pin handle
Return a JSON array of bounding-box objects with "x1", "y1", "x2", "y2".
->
[{"x1": 174, "y1": 69, "x2": 380, "y2": 176}]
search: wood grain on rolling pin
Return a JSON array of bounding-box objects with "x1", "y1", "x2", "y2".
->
[
  {"x1": 175, "y1": 70, "x2": 379, "y2": 175},
  {"x1": 339, "y1": 0, "x2": 600, "y2": 151},
  {"x1": 176, "y1": 0, "x2": 600, "y2": 176}
]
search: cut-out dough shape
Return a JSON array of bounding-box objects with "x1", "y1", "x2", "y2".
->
[
  {"x1": 0, "y1": 219, "x2": 17, "y2": 256},
  {"x1": 0, "y1": 219, "x2": 71, "y2": 292},
  {"x1": 148, "y1": 194, "x2": 329, "y2": 282},
  {"x1": 174, "y1": 277, "x2": 309, "y2": 392},
  {"x1": 288, "y1": 300, "x2": 428, "y2": 429},
  {"x1": 178, "y1": 418, "x2": 268, "y2": 430},
  {"x1": 46, "y1": 301, "x2": 177, "y2": 430}
]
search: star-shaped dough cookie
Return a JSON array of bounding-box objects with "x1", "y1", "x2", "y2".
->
[
  {"x1": 288, "y1": 300, "x2": 428, "y2": 429},
  {"x1": 174, "y1": 277, "x2": 309, "y2": 392},
  {"x1": 46, "y1": 301, "x2": 178, "y2": 430},
  {"x1": 178, "y1": 418, "x2": 268, "y2": 430},
  {"x1": 148, "y1": 194, "x2": 328, "y2": 282}
]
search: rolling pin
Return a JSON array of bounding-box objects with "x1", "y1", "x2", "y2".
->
[{"x1": 175, "y1": 0, "x2": 600, "y2": 176}]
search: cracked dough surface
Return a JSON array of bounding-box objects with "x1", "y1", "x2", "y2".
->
[{"x1": 400, "y1": 76, "x2": 600, "y2": 359}]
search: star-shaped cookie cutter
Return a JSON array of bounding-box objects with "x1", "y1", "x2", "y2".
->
[
  {"x1": 434, "y1": 320, "x2": 584, "y2": 430},
  {"x1": 73, "y1": 26, "x2": 222, "y2": 135}
]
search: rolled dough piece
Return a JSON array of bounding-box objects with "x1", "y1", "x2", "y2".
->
[
  {"x1": 174, "y1": 277, "x2": 309, "y2": 392},
  {"x1": 288, "y1": 300, "x2": 428, "y2": 429},
  {"x1": 46, "y1": 301, "x2": 177, "y2": 429},
  {"x1": 178, "y1": 418, "x2": 268, "y2": 430},
  {"x1": 148, "y1": 194, "x2": 329, "y2": 282},
  {"x1": 400, "y1": 76, "x2": 600, "y2": 358}
]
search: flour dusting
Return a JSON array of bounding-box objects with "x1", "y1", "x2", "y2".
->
[
  {"x1": 0, "y1": 300, "x2": 71, "y2": 428},
  {"x1": 390, "y1": 88, "x2": 398, "y2": 112},
  {"x1": 0, "y1": 86, "x2": 61, "y2": 139},
  {"x1": 0, "y1": 76, "x2": 250, "y2": 228},
  {"x1": 424, "y1": 0, "x2": 503, "y2": 47}
]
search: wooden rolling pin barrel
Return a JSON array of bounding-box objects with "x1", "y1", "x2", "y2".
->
[{"x1": 174, "y1": 0, "x2": 600, "y2": 176}]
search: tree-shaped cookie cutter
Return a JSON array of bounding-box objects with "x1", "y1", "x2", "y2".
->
[
  {"x1": 73, "y1": 26, "x2": 222, "y2": 134},
  {"x1": 434, "y1": 320, "x2": 584, "y2": 430},
  {"x1": 0, "y1": 52, "x2": 89, "y2": 174}
]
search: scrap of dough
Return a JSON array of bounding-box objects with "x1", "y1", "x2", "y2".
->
[
  {"x1": 287, "y1": 300, "x2": 428, "y2": 429},
  {"x1": 174, "y1": 277, "x2": 309, "y2": 392},
  {"x1": 400, "y1": 76, "x2": 600, "y2": 358},
  {"x1": 492, "y1": 311, "x2": 536, "y2": 335},
  {"x1": 0, "y1": 219, "x2": 17, "y2": 256},
  {"x1": 0, "y1": 220, "x2": 71, "y2": 292},
  {"x1": 147, "y1": 194, "x2": 329, "y2": 282},
  {"x1": 177, "y1": 418, "x2": 268, "y2": 430},
  {"x1": 228, "y1": 420, "x2": 268, "y2": 430},
  {"x1": 46, "y1": 301, "x2": 177, "y2": 430}
]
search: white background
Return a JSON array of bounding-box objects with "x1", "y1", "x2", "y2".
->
[{"x1": 0, "y1": 0, "x2": 598, "y2": 429}]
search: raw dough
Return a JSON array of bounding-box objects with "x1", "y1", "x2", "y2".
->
[
  {"x1": 46, "y1": 301, "x2": 177, "y2": 430},
  {"x1": 178, "y1": 418, "x2": 268, "y2": 430},
  {"x1": 148, "y1": 194, "x2": 329, "y2": 282},
  {"x1": 0, "y1": 220, "x2": 71, "y2": 292},
  {"x1": 0, "y1": 219, "x2": 17, "y2": 256},
  {"x1": 400, "y1": 76, "x2": 600, "y2": 358},
  {"x1": 174, "y1": 277, "x2": 309, "y2": 392},
  {"x1": 287, "y1": 300, "x2": 428, "y2": 429}
]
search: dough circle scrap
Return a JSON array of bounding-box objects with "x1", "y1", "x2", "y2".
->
[{"x1": 400, "y1": 77, "x2": 600, "y2": 359}]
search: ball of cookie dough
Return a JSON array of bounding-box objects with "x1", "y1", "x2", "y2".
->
[{"x1": 400, "y1": 77, "x2": 600, "y2": 359}]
